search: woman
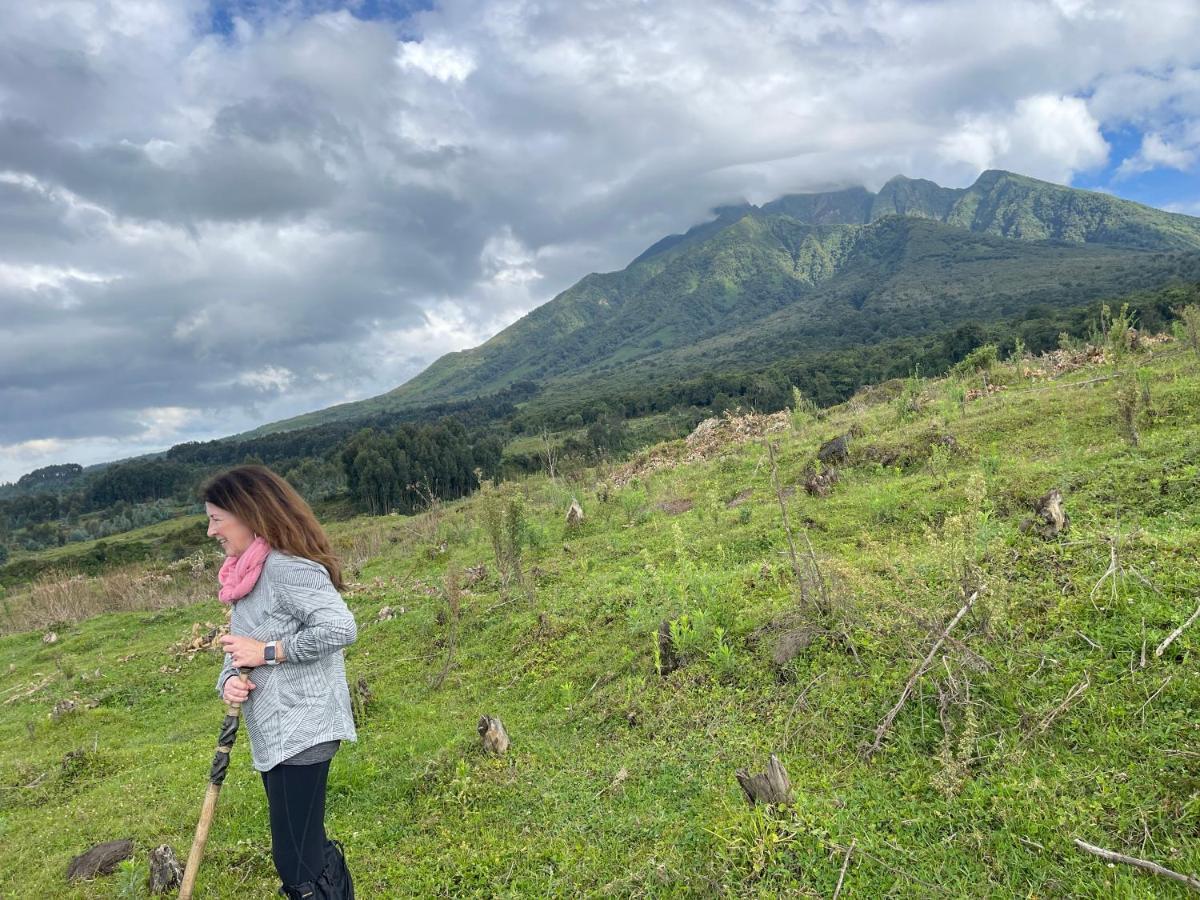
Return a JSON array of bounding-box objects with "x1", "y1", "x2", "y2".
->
[{"x1": 206, "y1": 465, "x2": 357, "y2": 899}]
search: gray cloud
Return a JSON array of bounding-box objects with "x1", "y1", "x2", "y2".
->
[{"x1": 2, "y1": 0, "x2": 1200, "y2": 481}]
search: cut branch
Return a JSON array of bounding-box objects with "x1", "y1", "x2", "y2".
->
[
  {"x1": 864, "y1": 592, "x2": 978, "y2": 759},
  {"x1": 1155, "y1": 601, "x2": 1200, "y2": 660},
  {"x1": 1073, "y1": 838, "x2": 1200, "y2": 892},
  {"x1": 832, "y1": 838, "x2": 856, "y2": 900}
]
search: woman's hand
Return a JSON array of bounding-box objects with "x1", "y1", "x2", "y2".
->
[
  {"x1": 219, "y1": 634, "x2": 269, "y2": 668},
  {"x1": 222, "y1": 676, "x2": 255, "y2": 704}
]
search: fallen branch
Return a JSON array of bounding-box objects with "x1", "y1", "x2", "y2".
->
[
  {"x1": 1154, "y1": 601, "x2": 1200, "y2": 660},
  {"x1": 1137, "y1": 675, "x2": 1173, "y2": 724},
  {"x1": 1073, "y1": 838, "x2": 1200, "y2": 893},
  {"x1": 3, "y1": 674, "x2": 53, "y2": 705},
  {"x1": 1032, "y1": 674, "x2": 1090, "y2": 735},
  {"x1": 864, "y1": 592, "x2": 977, "y2": 759},
  {"x1": 832, "y1": 838, "x2": 856, "y2": 900}
]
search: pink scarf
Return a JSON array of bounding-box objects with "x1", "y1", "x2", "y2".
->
[{"x1": 217, "y1": 536, "x2": 271, "y2": 604}]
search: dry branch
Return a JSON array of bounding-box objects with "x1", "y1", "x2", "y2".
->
[
  {"x1": 1032, "y1": 675, "x2": 1090, "y2": 735},
  {"x1": 864, "y1": 592, "x2": 977, "y2": 758},
  {"x1": 1155, "y1": 601, "x2": 1200, "y2": 660},
  {"x1": 1074, "y1": 838, "x2": 1200, "y2": 892},
  {"x1": 832, "y1": 838, "x2": 856, "y2": 900}
]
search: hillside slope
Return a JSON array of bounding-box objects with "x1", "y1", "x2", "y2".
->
[
  {"x1": 3, "y1": 338, "x2": 1199, "y2": 896},
  {"x1": 255, "y1": 171, "x2": 1200, "y2": 435}
]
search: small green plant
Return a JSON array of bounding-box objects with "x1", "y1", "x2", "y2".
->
[
  {"x1": 951, "y1": 344, "x2": 998, "y2": 378},
  {"x1": 114, "y1": 857, "x2": 148, "y2": 899},
  {"x1": 669, "y1": 610, "x2": 712, "y2": 662},
  {"x1": 618, "y1": 487, "x2": 648, "y2": 525},
  {"x1": 1007, "y1": 336, "x2": 1026, "y2": 366},
  {"x1": 710, "y1": 805, "x2": 803, "y2": 880},
  {"x1": 479, "y1": 486, "x2": 530, "y2": 601},
  {"x1": 1175, "y1": 303, "x2": 1200, "y2": 356},
  {"x1": 927, "y1": 441, "x2": 952, "y2": 479},
  {"x1": 559, "y1": 679, "x2": 577, "y2": 709},
  {"x1": 1105, "y1": 302, "x2": 1138, "y2": 371},
  {"x1": 1114, "y1": 371, "x2": 1141, "y2": 446},
  {"x1": 708, "y1": 627, "x2": 738, "y2": 682},
  {"x1": 789, "y1": 386, "x2": 818, "y2": 432}
]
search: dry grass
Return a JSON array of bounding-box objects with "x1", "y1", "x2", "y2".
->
[{"x1": 0, "y1": 551, "x2": 220, "y2": 635}]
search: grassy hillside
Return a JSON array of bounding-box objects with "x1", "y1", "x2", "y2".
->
[{"x1": 2, "y1": 338, "x2": 1199, "y2": 897}]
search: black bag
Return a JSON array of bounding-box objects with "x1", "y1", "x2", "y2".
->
[{"x1": 316, "y1": 839, "x2": 354, "y2": 900}]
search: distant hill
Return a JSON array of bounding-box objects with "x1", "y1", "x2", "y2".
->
[{"x1": 249, "y1": 170, "x2": 1200, "y2": 435}]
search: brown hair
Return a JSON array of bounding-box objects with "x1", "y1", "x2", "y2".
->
[{"x1": 201, "y1": 465, "x2": 344, "y2": 589}]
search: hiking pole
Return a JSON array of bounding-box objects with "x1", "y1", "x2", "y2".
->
[{"x1": 179, "y1": 666, "x2": 252, "y2": 900}]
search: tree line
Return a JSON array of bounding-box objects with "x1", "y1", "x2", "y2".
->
[{"x1": 3, "y1": 282, "x2": 1196, "y2": 558}]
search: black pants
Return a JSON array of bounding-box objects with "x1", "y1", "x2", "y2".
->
[{"x1": 261, "y1": 760, "x2": 330, "y2": 887}]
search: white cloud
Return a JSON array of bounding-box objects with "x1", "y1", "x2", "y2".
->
[
  {"x1": 2, "y1": 0, "x2": 1200, "y2": 481},
  {"x1": 136, "y1": 406, "x2": 195, "y2": 442},
  {"x1": 235, "y1": 366, "x2": 296, "y2": 392},
  {"x1": 396, "y1": 39, "x2": 476, "y2": 82},
  {"x1": 939, "y1": 94, "x2": 1109, "y2": 184}
]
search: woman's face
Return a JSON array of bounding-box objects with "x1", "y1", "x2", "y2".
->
[{"x1": 205, "y1": 502, "x2": 256, "y2": 557}]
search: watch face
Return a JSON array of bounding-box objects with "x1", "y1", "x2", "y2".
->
[{"x1": 264, "y1": 644, "x2": 275, "y2": 662}]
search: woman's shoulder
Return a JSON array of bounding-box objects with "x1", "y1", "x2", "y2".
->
[{"x1": 265, "y1": 550, "x2": 333, "y2": 585}]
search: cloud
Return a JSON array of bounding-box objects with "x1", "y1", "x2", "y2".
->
[
  {"x1": 937, "y1": 94, "x2": 1109, "y2": 184},
  {"x1": 1, "y1": 0, "x2": 1199, "y2": 482}
]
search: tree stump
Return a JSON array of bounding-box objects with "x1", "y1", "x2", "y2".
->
[
  {"x1": 735, "y1": 754, "x2": 794, "y2": 807},
  {"x1": 148, "y1": 844, "x2": 182, "y2": 894},
  {"x1": 351, "y1": 676, "x2": 372, "y2": 727},
  {"x1": 66, "y1": 839, "x2": 133, "y2": 881},
  {"x1": 478, "y1": 715, "x2": 510, "y2": 755},
  {"x1": 656, "y1": 619, "x2": 680, "y2": 676},
  {"x1": 566, "y1": 498, "x2": 585, "y2": 528},
  {"x1": 1020, "y1": 488, "x2": 1069, "y2": 538},
  {"x1": 818, "y1": 434, "x2": 852, "y2": 465},
  {"x1": 804, "y1": 468, "x2": 839, "y2": 497}
]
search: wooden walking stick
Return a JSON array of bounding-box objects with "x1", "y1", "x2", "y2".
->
[{"x1": 179, "y1": 665, "x2": 252, "y2": 900}]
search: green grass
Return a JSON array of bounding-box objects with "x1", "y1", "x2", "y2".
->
[{"x1": 3, "y1": 345, "x2": 1200, "y2": 896}]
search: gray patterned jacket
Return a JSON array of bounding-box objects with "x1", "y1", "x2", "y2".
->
[{"x1": 216, "y1": 550, "x2": 358, "y2": 771}]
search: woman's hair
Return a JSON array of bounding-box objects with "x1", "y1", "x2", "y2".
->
[{"x1": 201, "y1": 465, "x2": 344, "y2": 589}]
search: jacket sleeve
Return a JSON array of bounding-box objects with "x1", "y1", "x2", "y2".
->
[{"x1": 272, "y1": 562, "x2": 358, "y2": 664}]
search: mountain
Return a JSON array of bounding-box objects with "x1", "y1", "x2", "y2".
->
[{"x1": 253, "y1": 170, "x2": 1200, "y2": 435}]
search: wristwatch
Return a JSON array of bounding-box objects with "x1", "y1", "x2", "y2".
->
[{"x1": 264, "y1": 641, "x2": 278, "y2": 666}]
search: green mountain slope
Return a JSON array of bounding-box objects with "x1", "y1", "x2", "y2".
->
[
  {"x1": 253, "y1": 171, "x2": 1200, "y2": 435},
  {"x1": 3, "y1": 343, "x2": 1199, "y2": 896}
]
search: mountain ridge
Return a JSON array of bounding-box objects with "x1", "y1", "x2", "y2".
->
[{"x1": 244, "y1": 169, "x2": 1200, "y2": 437}]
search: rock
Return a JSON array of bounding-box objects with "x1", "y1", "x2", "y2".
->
[
  {"x1": 818, "y1": 433, "x2": 852, "y2": 465},
  {"x1": 148, "y1": 844, "x2": 182, "y2": 894},
  {"x1": 377, "y1": 606, "x2": 396, "y2": 622},
  {"x1": 735, "y1": 754, "x2": 794, "y2": 807},
  {"x1": 66, "y1": 839, "x2": 133, "y2": 881},
  {"x1": 566, "y1": 498, "x2": 585, "y2": 528},
  {"x1": 478, "y1": 715, "x2": 510, "y2": 755},
  {"x1": 42, "y1": 631, "x2": 58, "y2": 644}
]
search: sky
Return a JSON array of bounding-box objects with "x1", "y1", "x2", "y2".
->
[{"x1": 1, "y1": 0, "x2": 1199, "y2": 484}]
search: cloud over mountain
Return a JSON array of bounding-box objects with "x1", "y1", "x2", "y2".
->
[{"x1": 1, "y1": 0, "x2": 1198, "y2": 481}]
